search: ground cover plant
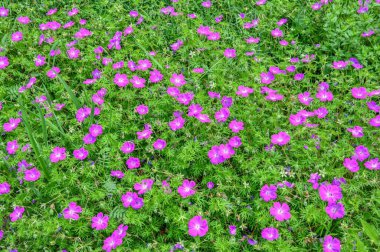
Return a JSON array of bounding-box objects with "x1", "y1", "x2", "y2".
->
[{"x1": 0, "y1": 0, "x2": 380, "y2": 251}]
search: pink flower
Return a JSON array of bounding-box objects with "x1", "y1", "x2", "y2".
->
[
  {"x1": 236, "y1": 86, "x2": 254, "y2": 97},
  {"x1": 246, "y1": 37, "x2": 260, "y2": 44},
  {"x1": 347, "y1": 126, "x2": 363, "y2": 138},
  {"x1": 229, "y1": 120, "x2": 244, "y2": 133},
  {"x1": 111, "y1": 170, "x2": 125, "y2": 178},
  {"x1": 201, "y1": 1, "x2": 212, "y2": 8},
  {"x1": 325, "y1": 202, "x2": 345, "y2": 219},
  {"x1": 130, "y1": 75, "x2": 146, "y2": 88},
  {"x1": 214, "y1": 108, "x2": 230, "y2": 122},
  {"x1": 319, "y1": 184, "x2": 342, "y2": 204},
  {"x1": 260, "y1": 184, "x2": 277, "y2": 202},
  {"x1": 102, "y1": 235, "x2": 123, "y2": 252},
  {"x1": 188, "y1": 216, "x2": 208, "y2": 237},
  {"x1": 10, "y1": 206, "x2": 25, "y2": 222},
  {"x1": 126, "y1": 157, "x2": 140, "y2": 169},
  {"x1": 353, "y1": 145, "x2": 370, "y2": 162},
  {"x1": 229, "y1": 225, "x2": 237, "y2": 235},
  {"x1": 0, "y1": 56, "x2": 9, "y2": 69},
  {"x1": 316, "y1": 90, "x2": 334, "y2": 102},
  {"x1": 289, "y1": 113, "x2": 305, "y2": 126},
  {"x1": 270, "y1": 202, "x2": 291, "y2": 221},
  {"x1": 134, "y1": 179, "x2": 154, "y2": 194},
  {"x1": 11, "y1": 31, "x2": 23, "y2": 42},
  {"x1": 91, "y1": 212, "x2": 109, "y2": 230},
  {"x1": 261, "y1": 227, "x2": 279, "y2": 241},
  {"x1": 46, "y1": 66, "x2": 60, "y2": 79},
  {"x1": 208, "y1": 145, "x2": 226, "y2": 164},
  {"x1": 0, "y1": 182, "x2": 11, "y2": 195},
  {"x1": 170, "y1": 73, "x2": 186, "y2": 87},
  {"x1": 35, "y1": 54, "x2": 46, "y2": 67},
  {"x1": 121, "y1": 192, "x2": 138, "y2": 208},
  {"x1": 50, "y1": 147, "x2": 66, "y2": 163},
  {"x1": 89, "y1": 124, "x2": 103, "y2": 137},
  {"x1": 224, "y1": 48, "x2": 236, "y2": 58},
  {"x1": 6, "y1": 140, "x2": 19, "y2": 155},
  {"x1": 153, "y1": 139, "x2": 167, "y2": 150},
  {"x1": 314, "y1": 107, "x2": 329, "y2": 118},
  {"x1": 364, "y1": 158, "x2": 380, "y2": 170},
  {"x1": 178, "y1": 180, "x2": 196, "y2": 198},
  {"x1": 323, "y1": 235, "x2": 341, "y2": 252},
  {"x1": 351, "y1": 87, "x2": 367, "y2": 99},
  {"x1": 120, "y1": 141, "x2": 135, "y2": 154},
  {"x1": 0, "y1": 7, "x2": 9, "y2": 17},
  {"x1": 218, "y1": 144, "x2": 235, "y2": 159},
  {"x1": 17, "y1": 16, "x2": 31, "y2": 24},
  {"x1": 294, "y1": 73, "x2": 304, "y2": 81},
  {"x1": 67, "y1": 47, "x2": 80, "y2": 59},
  {"x1": 271, "y1": 28, "x2": 283, "y2": 38},
  {"x1": 271, "y1": 132, "x2": 290, "y2": 146},
  {"x1": 63, "y1": 202, "x2": 82, "y2": 220},
  {"x1": 3, "y1": 118, "x2": 21, "y2": 132},
  {"x1": 229, "y1": 136, "x2": 242, "y2": 148},
  {"x1": 73, "y1": 147, "x2": 89, "y2": 160},
  {"x1": 114, "y1": 73, "x2": 129, "y2": 87},
  {"x1": 343, "y1": 158, "x2": 359, "y2": 172},
  {"x1": 260, "y1": 72, "x2": 275, "y2": 84},
  {"x1": 68, "y1": 8, "x2": 79, "y2": 16},
  {"x1": 369, "y1": 115, "x2": 380, "y2": 127},
  {"x1": 168, "y1": 117, "x2": 185, "y2": 131},
  {"x1": 332, "y1": 61, "x2": 348, "y2": 69}
]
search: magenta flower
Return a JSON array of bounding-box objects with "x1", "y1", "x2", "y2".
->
[
  {"x1": 112, "y1": 224, "x2": 129, "y2": 238},
  {"x1": 261, "y1": 227, "x2": 279, "y2": 241},
  {"x1": 201, "y1": 1, "x2": 212, "y2": 8},
  {"x1": 298, "y1": 92, "x2": 313, "y2": 105},
  {"x1": 0, "y1": 230, "x2": 3, "y2": 240},
  {"x1": 102, "y1": 235, "x2": 123, "y2": 252},
  {"x1": 214, "y1": 108, "x2": 230, "y2": 122},
  {"x1": 260, "y1": 71, "x2": 275, "y2": 84},
  {"x1": 353, "y1": 145, "x2": 370, "y2": 162},
  {"x1": 369, "y1": 115, "x2": 380, "y2": 127},
  {"x1": 343, "y1": 157, "x2": 359, "y2": 172},
  {"x1": 308, "y1": 173, "x2": 321, "y2": 189},
  {"x1": 73, "y1": 147, "x2": 89, "y2": 160},
  {"x1": 24, "y1": 167, "x2": 41, "y2": 182},
  {"x1": 168, "y1": 117, "x2": 185, "y2": 131},
  {"x1": 260, "y1": 184, "x2": 277, "y2": 201},
  {"x1": 67, "y1": 47, "x2": 80, "y2": 59},
  {"x1": 17, "y1": 16, "x2": 31, "y2": 24},
  {"x1": 236, "y1": 86, "x2": 254, "y2": 97},
  {"x1": 130, "y1": 75, "x2": 146, "y2": 88},
  {"x1": 332, "y1": 61, "x2": 348, "y2": 69},
  {"x1": 114, "y1": 73, "x2": 129, "y2": 87},
  {"x1": 289, "y1": 113, "x2": 305, "y2": 126},
  {"x1": 0, "y1": 7, "x2": 9, "y2": 16},
  {"x1": 364, "y1": 158, "x2": 380, "y2": 170},
  {"x1": 246, "y1": 37, "x2": 260, "y2": 44},
  {"x1": 89, "y1": 124, "x2": 103, "y2": 137},
  {"x1": 170, "y1": 73, "x2": 186, "y2": 87},
  {"x1": 11, "y1": 31, "x2": 23, "y2": 42},
  {"x1": 294, "y1": 73, "x2": 304, "y2": 81},
  {"x1": 229, "y1": 225, "x2": 237, "y2": 235},
  {"x1": 134, "y1": 179, "x2": 154, "y2": 194},
  {"x1": 319, "y1": 184, "x2": 342, "y2": 203},
  {"x1": 178, "y1": 180, "x2": 196, "y2": 198},
  {"x1": 0, "y1": 56, "x2": 9, "y2": 69},
  {"x1": 83, "y1": 134, "x2": 97, "y2": 145},
  {"x1": 6, "y1": 140, "x2": 19, "y2": 155},
  {"x1": 111, "y1": 170, "x2": 125, "y2": 178},
  {"x1": 35, "y1": 54, "x2": 46, "y2": 67},
  {"x1": 120, "y1": 141, "x2": 135, "y2": 154},
  {"x1": 136, "y1": 104, "x2": 149, "y2": 115},
  {"x1": 323, "y1": 235, "x2": 341, "y2": 252},
  {"x1": 271, "y1": 132, "x2": 290, "y2": 146},
  {"x1": 121, "y1": 192, "x2": 138, "y2": 208},
  {"x1": 46, "y1": 66, "x2": 60, "y2": 79},
  {"x1": 224, "y1": 48, "x2": 236, "y2": 58},
  {"x1": 325, "y1": 202, "x2": 345, "y2": 219},
  {"x1": 347, "y1": 126, "x2": 363, "y2": 138},
  {"x1": 270, "y1": 202, "x2": 291, "y2": 221},
  {"x1": 188, "y1": 216, "x2": 208, "y2": 237},
  {"x1": 68, "y1": 8, "x2": 79, "y2": 16},
  {"x1": 208, "y1": 146, "x2": 226, "y2": 164},
  {"x1": 149, "y1": 69, "x2": 164, "y2": 83},
  {"x1": 229, "y1": 120, "x2": 244, "y2": 133},
  {"x1": 3, "y1": 118, "x2": 21, "y2": 132},
  {"x1": 0, "y1": 182, "x2": 11, "y2": 195},
  {"x1": 126, "y1": 157, "x2": 140, "y2": 169},
  {"x1": 316, "y1": 91, "x2": 334, "y2": 102},
  {"x1": 271, "y1": 28, "x2": 283, "y2": 38},
  {"x1": 229, "y1": 136, "x2": 242, "y2": 148},
  {"x1": 63, "y1": 202, "x2": 82, "y2": 220},
  {"x1": 10, "y1": 206, "x2": 25, "y2": 222},
  {"x1": 314, "y1": 107, "x2": 328, "y2": 118},
  {"x1": 218, "y1": 144, "x2": 235, "y2": 159},
  {"x1": 153, "y1": 139, "x2": 167, "y2": 150},
  {"x1": 91, "y1": 212, "x2": 109, "y2": 230},
  {"x1": 351, "y1": 87, "x2": 367, "y2": 99}
]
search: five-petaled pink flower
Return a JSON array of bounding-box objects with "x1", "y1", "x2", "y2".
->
[{"x1": 188, "y1": 216, "x2": 208, "y2": 237}]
